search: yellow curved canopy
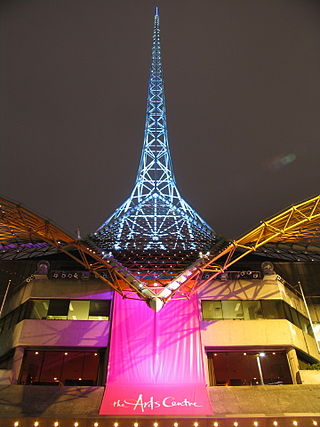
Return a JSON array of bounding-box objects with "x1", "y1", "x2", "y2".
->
[{"x1": 1, "y1": 194, "x2": 320, "y2": 303}]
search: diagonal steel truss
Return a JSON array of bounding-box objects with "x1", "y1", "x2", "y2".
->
[
  {"x1": 93, "y1": 7, "x2": 215, "y2": 252},
  {"x1": 0, "y1": 196, "x2": 147, "y2": 298},
  {"x1": 161, "y1": 194, "x2": 320, "y2": 300},
  {"x1": 1, "y1": 194, "x2": 320, "y2": 309}
]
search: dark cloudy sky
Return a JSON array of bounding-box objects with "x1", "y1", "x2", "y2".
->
[{"x1": 1, "y1": 0, "x2": 320, "y2": 240}]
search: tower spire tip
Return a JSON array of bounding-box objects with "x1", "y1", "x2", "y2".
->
[{"x1": 155, "y1": 6, "x2": 159, "y2": 16}]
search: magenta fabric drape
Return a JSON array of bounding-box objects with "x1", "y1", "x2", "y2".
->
[{"x1": 100, "y1": 293, "x2": 212, "y2": 415}]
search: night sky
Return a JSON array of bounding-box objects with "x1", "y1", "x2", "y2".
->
[{"x1": 1, "y1": 0, "x2": 320, "y2": 241}]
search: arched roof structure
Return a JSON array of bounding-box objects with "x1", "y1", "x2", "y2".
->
[
  {"x1": 164, "y1": 194, "x2": 320, "y2": 300},
  {"x1": 0, "y1": 196, "x2": 146, "y2": 298},
  {"x1": 1, "y1": 194, "x2": 320, "y2": 308}
]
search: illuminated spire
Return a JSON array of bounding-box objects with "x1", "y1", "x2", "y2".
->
[{"x1": 93, "y1": 7, "x2": 215, "y2": 252}]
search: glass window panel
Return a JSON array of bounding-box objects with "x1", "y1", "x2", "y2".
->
[
  {"x1": 39, "y1": 352, "x2": 64, "y2": 384},
  {"x1": 209, "y1": 351, "x2": 292, "y2": 386},
  {"x1": 29, "y1": 300, "x2": 49, "y2": 319},
  {"x1": 68, "y1": 300, "x2": 90, "y2": 320},
  {"x1": 290, "y1": 306, "x2": 301, "y2": 328},
  {"x1": 19, "y1": 350, "x2": 44, "y2": 384},
  {"x1": 298, "y1": 313, "x2": 309, "y2": 334},
  {"x1": 243, "y1": 301, "x2": 263, "y2": 320},
  {"x1": 61, "y1": 352, "x2": 84, "y2": 384},
  {"x1": 210, "y1": 352, "x2": 259, "y2": 386},
  {"x1": 283, "y1": 302, "x2": 293, "y2": 323},
  {"x1": 20, "y1": 350, "x2": 101, "y2": 386},
  {"x1": 82, "y1": 352, "x2": 100, "y2": 384},
  {"x1": 201, "y1": 301, "x2": 222, "y2": 320},
  {"x1": 260, "y1": 351, "x2": 292, "y2": 384},
  {"x1": 221, "y1": 301, "x2": 244, "y2": 319},
  {"x1": 18, "y1": 303, "x2": 27, "y2": 323},
  {"x1": 261, "y1": 300, "x2": 285, "y2": 319},
  {"x1": 47, "y1": 300, "x2": 69, "y2": 319},
  {"x1": 89, "y1": 300, "x2": 110, "y2": 320}
]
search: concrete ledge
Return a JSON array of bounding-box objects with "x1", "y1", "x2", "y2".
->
[
  {"x1": 208, "y1": 385, "x2": 320, "y2": 416},
  {"x1": 0, "y1": 385, "x2": 320, "y2": 418},
  {"x1": 0, "y1": 386, "x2": 104, "y2": 417},
  {"x1": 298, "y1": 370, "x2": 320, "y2": 384}
]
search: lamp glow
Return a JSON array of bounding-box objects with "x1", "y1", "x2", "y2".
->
[
  {"x1": 74, "y1": 423, "x2": 79, "y2": 427},
  {"x1": 54, "y1": 423, "x2": 59, "y2": 427},
  {"x1": 313, "y1": 422, "x2": 318, "y2": 426},
  {"x1": 14, "y1": 423, "x2": 19, "y2": 427},
  {"x1": 154, "y1": 423, "x2": 158, "y2": 427},
  {"x1": 114, "y1": 423, "x2": 119, "y2": 427},
  {"x1": 174, "y1": 423, "x2": 178, "y2": 427},
  {"x1": 234, "y1": 423, "x2": 239, "y2": 427},
  {"x1": 34, "y1": 422, "x2": 39, "y2": 427},
  {"x1": 134, "y1": 423, "x2": 139, "y2": 427},
  {"x1": 194, "y1": 423, "x2": 199, "y2": 427},
  {"x1": 213, "y1": 423, "x2": 219, "y2": 427},
  {"x1": 273, "y1": 423, "x2": 278, "y2": 426},
  {"x1": 94, "y1": 423, "x2": 99, "y2": 427},
  {"x1": 293, "y1": 422, "x2": 298, "y2": 426},
  {"x1": 254, "y1": 422, "x2": 258, "y2": 426}
]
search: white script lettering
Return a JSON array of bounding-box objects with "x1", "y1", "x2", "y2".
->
[{"x1": 112, "y1": 394, "x2": 202, "y2": 412}]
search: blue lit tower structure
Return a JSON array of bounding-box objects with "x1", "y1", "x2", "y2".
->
[{"x1": 91, "y1": 8, "x2": 217, "y2": 277}]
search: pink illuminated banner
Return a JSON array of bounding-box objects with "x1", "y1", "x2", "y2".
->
[{"x1": 100, "y1": 293, "x2": 212, "y2": 415}]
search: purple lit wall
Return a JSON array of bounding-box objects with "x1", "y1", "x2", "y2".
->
[{"x1": 100, "y1": 293, "x2": 212, "y2": 415}]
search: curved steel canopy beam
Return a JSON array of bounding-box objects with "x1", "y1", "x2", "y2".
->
[
  {"x1": 0, "y1": 196, "x2": 150, "y2": 300},
  {"x1": 2, "y1": 194, "x2": 320, "y2": 308},
  {"x1": 161, "y1": 194, "x2": 320, "y2": 300}
]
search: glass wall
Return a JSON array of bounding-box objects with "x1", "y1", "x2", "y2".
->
[
  {"x1": 19, "y1": 350, "x2": 102, "y2": 386},
  {"x1": 68, "y1": 300, "x2": 90, "y2": 320},
  {"x1": 29, "y1": 300, "x2": 49, "y2": 319},
  {"x1": 47, "y1": 300, "x2": 70, "y2": 320},
  {"x1": 201, "y1": 299, "x2": 314, "y2": 336},
  {"x1": 0, "y1": 299, "x2": 111, "y2": 335},
  {"x1": 208, "y1": 351, "x2": 292, "y2": 386}
]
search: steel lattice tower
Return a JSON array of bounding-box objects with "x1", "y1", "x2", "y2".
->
[{"x1": 92, "y1": 7, "x2": 216, "y2": 253}]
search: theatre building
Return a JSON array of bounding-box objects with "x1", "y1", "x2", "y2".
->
[{"x1": 1, "y1": 7, "x2": 320, "y2": 427}]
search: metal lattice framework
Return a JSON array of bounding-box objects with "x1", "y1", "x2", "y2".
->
[
  {"x1": 159, "y1": 195, "x2": 320, "y2": 301},
  {"x1": 0, "y1": 196, "x2": 149, "y2": 299},
  {"x1": 2, "y1": 194, "x2": 320, "y2": 310},
  {"x1": 92, "y1": 7, "x2": 215, "y2": 252}
]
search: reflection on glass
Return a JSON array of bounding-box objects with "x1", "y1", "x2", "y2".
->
[
  {"x1": 40, "y1": 352, "x2": 64, "y2": 382},
  {"x1": 200, "y1": 300, "x2": 313, "y2": 336},
  {"x1": 29, "y1": 300, "x2": 49, "y2": 319},
  {"x1": 89, "y1": 300, "x2": 110, "y2": 320},
  {"x1": 68, "y1": 301, "x2": 90, "y2": 320},
  {"x1": 209, "y1": 351, "x2": 292, "y2": 386},
  {"x1": 222, "y1": 301, "x2": 244, "y2": 319},
  {"x1": 201, "y1": 301, "x2": 222, "y2": 320},
  {"x1": 19, "y1": 350, "x2": 101, "y2": 385},
  {"x1": 283, "y1": 303, "x2": 293, "y2": 323},
  {"x1": 261, "y1": 300, "x2": 284, "y2": 319},
  {"x1": 47, "y1": 300, "x2": 69, "y2": 320},
  {"x1": 289, "y1": 306, "x2": 301, "y2": 328},
  {"x1": 298, "y1": 313, "x2": 309, "y2": 334},
  {"x1": 243, "y1": 301, "x2": 263, "y2": 320}
]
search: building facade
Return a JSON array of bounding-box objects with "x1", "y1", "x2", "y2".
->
[{"x1": 1, "y1": 7, "x2": 320, "y2": 427}]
